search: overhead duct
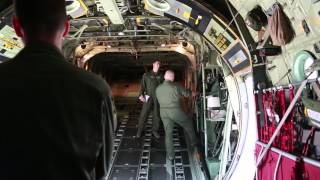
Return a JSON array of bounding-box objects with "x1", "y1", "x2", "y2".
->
[
  {"x1": 94, "y1": 0, "x2": 124, "y2": 24},
  {"x1": 144, "y1": 0, "x2": 171, "y2": 16},
  {"x1": 66, "y1": 0, "x2": 80, "y2": 13},
  {"x1": 66, "y1": 0, "x2": 88, "y2": 18}
]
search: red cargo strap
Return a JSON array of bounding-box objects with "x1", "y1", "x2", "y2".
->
[
  {"x1": 278, "y1": 88, "x2": 289, "y2": 151},
  {"x1": 302, "y1": 127, "x2": 316, "y2": 156},
  {"x1": 278, "y1": 87, "x2": 295, "y2": 152},
  {"x1": 278, "y1": 88, "x2": 286, "y2": 117},
  {"x1": 262, "y1": 89, "x2": 279, "y2": 145},
  {"x1": 255, "y1": 92, "x2": 262, "y2": 141},
  {"x1": 262, "y1": 90, "x2": 269, "y2": 143},
  {"x1": 269, "y1": 89, "x2": 279, "y2": 147},
  {"x1": 288, "y1": 86, "x2": 295, "y2": 152}
]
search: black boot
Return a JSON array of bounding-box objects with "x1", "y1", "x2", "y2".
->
[
  {"x1": 136, "y1": 129, "x2": 142, "y2": 138},
  {"x1": 152, "y1": 131, "x2": 160, "y2": 139}
]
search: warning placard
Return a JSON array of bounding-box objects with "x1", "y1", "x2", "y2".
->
[{"x1": 0, "y1": 25, "x2": 23, "y2": 58}]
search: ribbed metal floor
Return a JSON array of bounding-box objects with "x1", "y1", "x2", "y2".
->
[{"x1": 107, "y1": 98, "x2": 195, "y2": 180}]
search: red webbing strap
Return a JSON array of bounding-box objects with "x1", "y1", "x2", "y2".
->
[
  {"x1": 302, "y1": 127, "x2": 316, "y2": 156},
  {"x1": 262, "y1": 90, "x2": 269, "y2": 143},
  {"x1": 278, "y1": 89, "x2": 286, "y2": 117},
  {"x1": 269, "y1": 89, "x2": 279, "y2": 147},
  {"x1": 277, "y1": 87, "x2": 295, "y2": 152},
  {"x1": 274, "y1": 90, "x2": 281, "y2": 147},
  {"x1": 293, "y1": 157, "x2": 306, "y2": 180},
  {"x1": 255, "y1": 93, "x2": 261, "y2": 140},
  {"x1": 288, "y1": 86, "x2": 295, "y2": 152},
  {"x1": 278, "y1": 88, "x2": 289, "y2": 151}
]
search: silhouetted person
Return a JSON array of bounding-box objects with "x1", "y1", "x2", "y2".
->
[
  {"x1": 136, "y1": 60, "x2": 163, "y2": 138},
  {"x1": 0, "y1": 0, "x2": 114, "y2": 180}
]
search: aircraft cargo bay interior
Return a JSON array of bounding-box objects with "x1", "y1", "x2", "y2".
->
[{"x1": 0, "y1": 0, "x2": 320, "y2": 180}]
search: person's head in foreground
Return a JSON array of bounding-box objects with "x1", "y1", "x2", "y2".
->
[{"x1": 12, "y1": 0, "x2": 69, "y2": 49}]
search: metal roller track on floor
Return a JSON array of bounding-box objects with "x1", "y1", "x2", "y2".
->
[
  {"x1": 137, "y1": 119, "x2": 152, "y2": 180},
  {"x1": 173, "y1": 126, "x2": 186, "y2": 180},
  {"x1": 107, "y1": 98, "x2": 199, "y2": 180}
]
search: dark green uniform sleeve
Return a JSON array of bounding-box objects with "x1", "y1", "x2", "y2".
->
[
  {"x1": 177, "y1": 85, "x2": 192, "y2": 97},
  {"x1": 139, "y1": 73, "x2": 147, "y2": 96},
  {"x1": 96, "y1": 85, "x2": 115, "y2": 179},
  {"x1": 160, "y1": 73, "x2": 165, "y2": 83}
]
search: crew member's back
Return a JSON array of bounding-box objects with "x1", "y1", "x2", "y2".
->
[{"x1": 0, "y1": 43, "x2": 114, "y2": 179}]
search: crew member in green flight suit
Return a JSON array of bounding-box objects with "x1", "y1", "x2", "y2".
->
[
  {"x1": 136, "y1": 60, "x2": 163, "y2": 138},
  {"x1": 156, "y1": 70, "x2": 198, "y2": 160}
]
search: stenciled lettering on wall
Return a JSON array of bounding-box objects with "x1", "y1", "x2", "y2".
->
[{"x1": 95, "y1": 0, "x2": 104, "y2": 13}]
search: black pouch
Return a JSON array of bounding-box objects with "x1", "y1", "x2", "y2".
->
[{"x1": 245, "y1": 5, "x2": 268, "y2": 31}]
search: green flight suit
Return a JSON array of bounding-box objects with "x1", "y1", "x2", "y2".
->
[
  {"x1": 137, "y1": 71, "x2": 163, "y2": 134},
  {"x1": 0, "y1": 42, "x2": 114, "y2": 179},
  {"x1": 156, "y1": 81, "x2": 197, "y2": 158}
]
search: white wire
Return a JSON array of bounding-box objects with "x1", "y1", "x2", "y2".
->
[{"x1": 274, "y1": 154, "x2": 282, "y2": 180}]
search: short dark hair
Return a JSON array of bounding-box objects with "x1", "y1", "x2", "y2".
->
[
  {"x1": 14, "y1": 0, "x2": 67, "y2": 38},
  {"x1": 153, "y1": 60, "x2": 160, "y2": 64}
]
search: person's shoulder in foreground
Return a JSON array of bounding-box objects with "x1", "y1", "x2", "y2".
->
[
  {"x1": 73, "y1": 66, "x2": 111, "y2": 95},
  {"x1": 0, "y1": 44, "x2": 110, "y2": 98}
]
